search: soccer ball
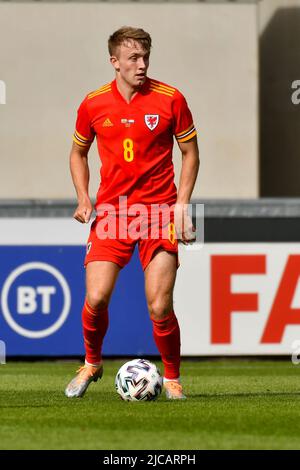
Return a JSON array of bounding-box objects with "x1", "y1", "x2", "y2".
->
[{"x1": 115, "y1": 358, "x2": 163, "y2": 402}]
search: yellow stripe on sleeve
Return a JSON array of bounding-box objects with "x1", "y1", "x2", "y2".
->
[
  {"x1": 75, "y1": 130, "x2": 91, "y2": 142},
  {"x1": 149, "y1": 80, "x2": 175, "y2": 94},
  {"x1": 88, "y1": 85, "x2": 112, "y2": 99},
  {"x1": 149, "y1": 87, "x2": 174, "y2": 97},
  {"x1": 175, "y1": 124, "x2": 195, "y2": 138},
  {"x1": 177, "y1": 129, "x2": 197, "y2": 143},
  {"x1": 73, "y1": 135, "x2": 91, "y2": 147}
]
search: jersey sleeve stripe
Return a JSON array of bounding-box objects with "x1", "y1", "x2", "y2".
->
[
  {"x1": 89, "y1": 84, "x2": 111, "y2": 96},
  {"x1": 88, "y1": 85, "x2": 112, "y2": 99},
  {"x1": 176, "y1": 129, "x2": 197, "y2": 143},
  {"x1": 150, "y1": 86, "x2": 174, "y2": 97},
  {"x1": 149, "y1": 80, "x2": 175, "y2": 93},
  {"x1": 88, "y1": 83, "x2": 111, "y2": 95},
  {"x1": 88, "y1": 88, "x2": 109, "y2": 99},
  {"x1": 88, "y1": 87, "x2": 111, "y2": 99},
  {"x1": 73, "y1": 135, "x2": 91, "y2": 147},
  {"x1": 73, "y1": 130, "x2": 93, "y2": 146},
  {"x1": 74, "y1": 130, "x2": 92, "y2": 142},
  {"x1": 150, "y1": 83, "x2": 174, "y2": 92},
  {"x1": 175, "y1": 123, "x2": 195, "y2": 138},
  {"x1": 150, "y1": 84, "x2": 175, "y2": 96}
]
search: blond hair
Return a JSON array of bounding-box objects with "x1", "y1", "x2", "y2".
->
[{"x1": 108, "y1": 26, "x2": 152, "y2": 56}]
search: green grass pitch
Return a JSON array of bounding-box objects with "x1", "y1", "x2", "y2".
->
[{"x1": 1, "y1": 359, "x2": 300, "y2": 450}]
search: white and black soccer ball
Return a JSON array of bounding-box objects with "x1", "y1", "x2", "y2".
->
[{"x1": 115, "y1": 359, "x2": 163, "y2": 402}]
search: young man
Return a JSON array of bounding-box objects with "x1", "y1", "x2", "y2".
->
[{"x1": 65, "y1": 27, "x2": 199, "y2": 399}]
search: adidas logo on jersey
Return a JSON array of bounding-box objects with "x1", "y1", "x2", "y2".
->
[{"x1": 102, "y1": 118, "x2": 113, "y2": 127}]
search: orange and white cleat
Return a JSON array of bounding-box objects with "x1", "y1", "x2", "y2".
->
[
  {"x1": 65, "y1": 363, "x2": 103, "y2": 398},
  {"x1": 164, "y1": 380, "x2": 187, "y2": 400}
]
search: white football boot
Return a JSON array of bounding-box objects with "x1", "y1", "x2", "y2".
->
[
  {"x1": 164, "y1": 380, "x2": 187, "y2": 400},
  {"x1": 65, "y1": 363, "x2": 103, "y2": 398}
]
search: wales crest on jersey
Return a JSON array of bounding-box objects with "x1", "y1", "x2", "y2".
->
[{"x1": 144, "y1": 114, "x2": 159, "y2": 131}]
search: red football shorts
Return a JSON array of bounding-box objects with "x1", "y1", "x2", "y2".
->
[{"x1": 84, "y1": 209, "x2": 179, "y2": 271}]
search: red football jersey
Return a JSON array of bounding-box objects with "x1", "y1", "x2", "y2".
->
[{"x1": 73, "y1": 77, "x2": 197, "y2": 212}]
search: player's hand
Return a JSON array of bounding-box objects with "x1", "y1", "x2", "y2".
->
[
  {"x1": 174, "y1": 203, "x2": 196, "y2": 245},
  {"x1": 73, "y1": 198, "x2": 93, "y2": 224}
]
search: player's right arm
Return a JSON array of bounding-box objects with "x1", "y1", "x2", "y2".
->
[
  {"x1": 70, "y1": 96, "x2": 95, "y2": 224},
  {"x1": 69, "y1": 141, "x2": 93, "y2": 224}
]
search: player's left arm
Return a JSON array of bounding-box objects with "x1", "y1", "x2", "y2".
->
[
  {"x1": 175, "y1": 136, "x2": 200, "y2": 244},
  {"x1": 177, "y1": 136, "x2": 199, "y2": 205}
]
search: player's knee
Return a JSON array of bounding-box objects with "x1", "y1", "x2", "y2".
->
[
  {"x1": 148, "y1": 299, "x2": 173, "y2": 321},
  {"x1": 86, "y1": 291, "x2": 110, "y2": 311}
]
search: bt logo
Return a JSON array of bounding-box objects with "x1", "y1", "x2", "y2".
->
[
  {"x1": 17, "y1": 286, "x2": 56, "y2": 315},
  {"x1": 1, "y1": 262, "x2": 71, "y2": 338}
]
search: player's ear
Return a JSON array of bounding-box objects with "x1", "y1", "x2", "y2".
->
[{"x1": 110, "y1": 56, "x2": 120, "y2": 72}]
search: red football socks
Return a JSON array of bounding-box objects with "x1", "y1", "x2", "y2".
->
[
  {"x1": 82, "y1": 300, "x2": 109, "y2": 365},
  {"x1": 151, "y1": 310, "x2": 181, "y2": 380}
]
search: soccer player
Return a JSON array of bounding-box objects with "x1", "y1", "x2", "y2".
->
[{"x1": 65, "y1": 27, "x2": 199, "y2": 399}]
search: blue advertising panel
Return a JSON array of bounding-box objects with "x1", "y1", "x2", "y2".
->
[{"x1": 0, "y1": 246, "x2": 158, "y2": 356}]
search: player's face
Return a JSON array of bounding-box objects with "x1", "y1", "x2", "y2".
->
[{"x1": 111, "y1": 40, "x2": 150, "y2": 88}]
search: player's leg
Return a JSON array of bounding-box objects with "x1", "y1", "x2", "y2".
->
[
  {"x1": 65, "y1": 260, "x2": 121, "y2": 398},
  {"x1": 84, "y1": 260, "x2": 121, "y2": 364},
  {"x1": 144, "y1": 249, "x2": 186, "y2": 399}
]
